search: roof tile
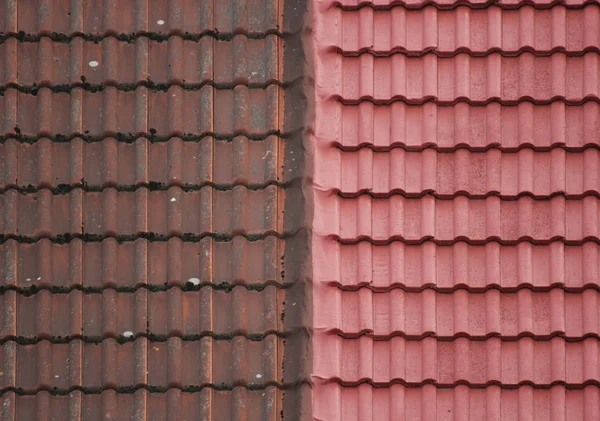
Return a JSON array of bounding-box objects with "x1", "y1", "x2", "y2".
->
[
  {"x1": 315, "y1": 194, "x2": 599, "y2": 243},
  {"x1": 313, "y1": 240, "x2": 600, "y2": 290},
  {"x1": 313, "y1": 288, "x2": 600, "y2": 338},
  {"x1": 0, "y1": 135, "x2": 284, "y2": 190},
  {"x1": 314, "y1": 336, "x2": 600, "y2": 386},
  {"x1": 0, "y1": 336, "x2": 281, "y2": 392},
  {"x1": 338, "y1": 53, "x2": 600, "y2": 103},
  {"x1": 338, "y1": 6, "x2": 600, "y2": 54},
  {"x1": 312, "y1": 384, "x2": 600, "y2": 421},
  {"x1": 0, "y1": 35, "x2": 283, "y2": 87},
  {"x1": 0, "y1": 286, "x2": 282, "y2": 338},
  {"x1": 321, "y1": 101, "x2": 600, "y2": 150},
  {"x1": 315, "y1": 148, "x2": 600, "y2": 197},
  {"x1": 332, "y1": 0, "x2": 597, "y2": 8},
  {"x1": 0, "y1": 87, "x2": 281, "y2": 137},
  {"x1": 1, "y1": 388, "x2": 284, "y2": 421},
  {"x1": 0, "y1": 187, "x2": 283, "y2": 238},
  {"x1": 0, "y1": 237, "x2": 284, "y2": 290},
  {"x1": 0, "y1": 0, "x2": 280, "y2": 36},
  {"x1": 312, "y1": 0, "x2": 600, "y2": 417},
  {"x1": 0, "y1": 0, "x2": 307, "y2": 419}
]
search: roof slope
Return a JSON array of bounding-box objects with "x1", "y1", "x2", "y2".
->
[
  {"x1": 0, "y1": 0, "x2": 310, "y2": 420},
  {"x1": 311, "y1": 0, "x2": 600, "y2": 420}
]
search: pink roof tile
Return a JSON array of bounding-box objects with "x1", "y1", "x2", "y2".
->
[
  {"x1": 313, "y1": 384, "x2": 600, "y2": 421},
  {"x1": 313, "y1": 240, "x2": 600, "y2": 290},
  {"x1": 311, "y1": 0, "x2": 600, "y2": 418},
  {"x1": 314, "y1": 336, "x2": 600, "y2": 386},
  {"x1": 337, "y1": 54, "x2": 600, "y2": 104},
  {"x1": 337, "y1": 6, "x2": 600, "y2": 55},
  {"x1": 315, "y1": 148, "x2": 600, "y2": 198},
  {"x1": 315, "y1": 195, "x2": 600, "y2": 244},
  {"x1": 313, "y1": 288, "x2": 600, "y2": 338}
]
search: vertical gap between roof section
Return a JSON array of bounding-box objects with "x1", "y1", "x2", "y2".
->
[
  {"x1": 70, "y1": 0, "x2": 84, "y2": 419},
  {"x1": 137, "y1": 0, "x2": 150, "y2": 413},
  {"x1": 209, "y1": 0, "x2": 215, "y2": 298}
]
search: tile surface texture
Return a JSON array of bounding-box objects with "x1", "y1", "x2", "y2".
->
[
  {"x1": 312, "y1": 0, "x2": 600, "y2": 421},
  {"x1": 0, "y1": 1, "x2": 310, "y2": 420}
]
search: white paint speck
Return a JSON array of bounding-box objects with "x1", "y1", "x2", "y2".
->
[
  {"x1": 55, "y1": 375, "x2": 59, "y2": 378},
  {"x1": 157, "y1": 20, "x2": 165, "y2": 25},
  {"x1": 123, "y1": 331, "x2": 134, "y2": 338},
  {"x1": 37, "y1": 277, "x2": 41, "y2": 281},
  {"x1": 25, "y1": 278, "x2": 31, "y2": 282},
  {"x1": 170, "y1": 197, "x2": 176, "y2": 202},
  {"x1": 88, "y1": 60, "x2": 99, "y2": 68},
  {"x1": 293, "y1": 302, "x2": 296, "y2": 306},
  {"x1": 255, "y1": 373, "x2": 262, "y2": 379},
  {"x1": 187, "y1": 277, "x2": 201, "y2": 286}
]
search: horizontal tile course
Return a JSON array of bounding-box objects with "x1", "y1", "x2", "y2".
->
[
  {"x1": 314, "y1": 240, "x2": 600, "y2": 290},
  {"x1": 0, "y1": 286, "x2": 283, "y2": 338},
  {"x1": 315, "y1": 148, "x2": 600, "y2": 197},
  {"x1": 313, "y1": 288, "x2": 600, "y2": 338},
  {"x1": 314, "y1": 336, "x2": 600, "y2": 385},
  {"x1": 337, "y1": 5, "x2": 600, "y2": 54},
  {"x1": 0, "y1": 237, "x2": 286, "y2": 290},
  {"x1": 0, "y1": 186, "x2": 285, "y2": 238}
]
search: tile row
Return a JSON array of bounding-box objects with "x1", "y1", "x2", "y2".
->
[
  {"x1": 0, "y1": 136, "x2": 285, "y2": 190},
  {"x1": 0, "y1": 336, "x2": 281, "y2": 391},
  {"x1": 321, "y1": 102, "x2": 600, "y2": 150},
  {"x1": 335, "y1": 5, "x2": 600, "y2": 54},
  {"x1": 0, "y1": 237, "x2": 289, "y2": 290},
  {"x1": 314, "y1": 336, "x2": 600, "y2": 385},
  {"x1": 313, "y1": 383, "x2": 600, "y2": 421},
  {"x1": 315, "y1": 147, "x2": 600, "y2": 197},
  {"x1": 0, "y1": 0, "x2": 282, "y2": 36},
  {"x1": 331, "y1": 0, "x2": 598, "y2": 8},
  {"x1": 0, "y1": 186, "x2": 286, "y2": 238},
  {"x1": 0, "y1": 286, "x2": 283, "y2": 338},
  {"x1": 314, "y1": 195, "x2": 600, "y2": 243},
  {"x1": 314, "y1": 240, "x2": 600, "y2": 290},
  {"x1": 0, "y1": 387, "x2": 286, "y2": 421},
  {"x1": 313, "y1": 288, "x2": 600, "y2": 338},
  {"x1": 0, "y1": 86, "x2": 282, "y2": 137},
  {"x1": 0, "y1": 35, "x2": 284, "y2": 87},
  {"x1": 336, "y1": 53, "x2": 600, "y2": 103}
]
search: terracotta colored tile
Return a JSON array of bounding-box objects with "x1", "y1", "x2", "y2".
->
[
  {"x1": 0, "y1": 87, "x2": 281, "y2": 138},
  {"x1": 0, "y1": 236, "x2": 284, "y2": 290},
  {"x1": 338, "y1": 6, "x2": 600, "y2": 54},
  {"x1": 0, "y1": 0, "x2": 280, "y2": 36},
  {"x1": 313, "y1": 336, "x2": 600, "y2": 385},
  {"x1": 0, "y1": 186, "x2": 282, "y2": 238},
  {"x1": 1, "y1": 388, "x2": 283, "y2": 421},
  {"x1": 313, "y1": 0, "x2": 600, "y2": 418},
  {"x1": 0, "y1": 135, "x2": 284, "y2": 190},
  {"x1": 0, "y1": 285, "x2": 282, "y2": 338},
  {"x1": 313, "y1": 288, "x2": 600, "y2": 338},
  {"x1": 314, "y1": 194, "x2": 600, "y2": 243},
  {"x1": 331, "y1": 0, "x2": 595, "y2": 8},
  {"x1": 338, "y1": 53, "x2": 600, "y2": 103},
  {"x1": 0, "y1": 336, "x2": 281, "y2": 392},
  {"x1": 315, "y1": 148, "x2": 600, "y2": 198},
  {"x1": 313, "y1": 240, "x2": 600, "y2": 290},
  {"x1": 0, "y1": 36, "x2": 282, "y2": 87},
  {"x1": 312, "y1": 383, "x2": 600, "y2": 421},
  {"x1": 321, "y1": 101, "x2": 600, "y2": 150},
  {"x1": 0, "y1": 0, "x2": 306, "y2": 420}
]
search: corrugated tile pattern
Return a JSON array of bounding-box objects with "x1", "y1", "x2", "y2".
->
[
  {"x1": 0, "y1": 0, "x2": 310, "y2": 420},
  {"x1": 312, "y1": 0, "x2": 600, "y2": 419}
]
